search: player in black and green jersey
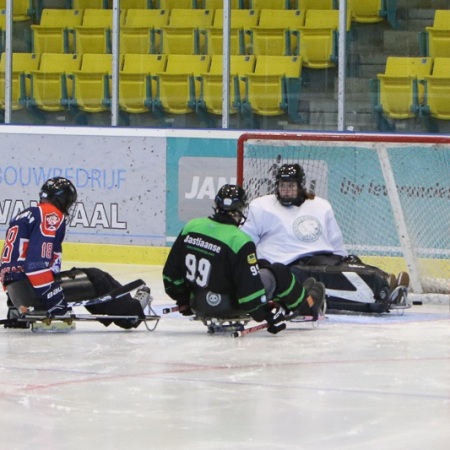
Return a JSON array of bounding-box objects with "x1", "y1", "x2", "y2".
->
[{"x1": 163, "y1": 184, "x2": 324, "y2": 334}]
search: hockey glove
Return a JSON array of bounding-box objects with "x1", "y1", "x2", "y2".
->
[
  {"x1": 39, "y1": 281, "x2": 68, "y2": 315},
  {"x1": 266, "y1": 306, "x2": 287, "y2": 334},
  {"x1": 176, "y1": 298, "x2": 194, "y2": 316}
]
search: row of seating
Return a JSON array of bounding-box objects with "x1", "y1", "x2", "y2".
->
[
  {"x1": 0, "y1": 52, "x2": 303, "y2": 123},
  {"x1": 21, "y1": 8, "x2": 351, "y2": 69},
  {"x1": 372, "y1": 56, "x2": 450, "y2": 123},
  {"x1": 0, "y1": 0, "x2": 330, "y2": 22},
  {"x1": 50, "y1": 0, "x2": 390, "y2": 24}
]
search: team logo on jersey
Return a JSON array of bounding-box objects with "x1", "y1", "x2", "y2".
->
[
  {"x1": 293, "y1": 216, "x2": 322, "y2": 242},
  {"x1": 44, "y1": 212, "x2": 61, "y2": 231},
  {"x1": 206, "y1": 291, "x2": 221, "y2": 307},
  {"x1": 247, "y1": 253, "x2": 257, "y2": 264}
]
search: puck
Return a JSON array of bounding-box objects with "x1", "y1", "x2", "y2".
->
[{"x1": 412, "y1": 301, "x2": 423, "y2": 305}]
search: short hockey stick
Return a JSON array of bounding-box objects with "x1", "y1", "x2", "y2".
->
[
  {"x1": 233, "y1": 311, "x2": 324, "y2": 338},
  {"x1": 233, "y1": 322, "x2": 268, "y2": 337},
  {"x1": 162, "y1": 304, "x2": 189, "y2": 314}
]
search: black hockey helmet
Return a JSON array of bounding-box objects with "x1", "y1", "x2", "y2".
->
[
  {"x1": 39, "y1": 177, "x2": 78, "y2": 215},
  {"x1": 214, "y1": 184, "x2": 247, "y2": 224},
  {"x1": 275, "y1": 163, "x2": 305, "y2": 206}
]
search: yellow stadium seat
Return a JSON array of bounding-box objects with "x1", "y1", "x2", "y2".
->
[
  {"x1": 121, "y1": 9, "x2": 169, "y2": 54},
  {"x1": 425, "y1": 28, "x2": 450, "y2": 58},
  {"x1": 297, "y1": 0, "x2": 334, "y2": 11},
  {"x1": 0, "y1": 9, "x2": 5, "y2": 45},
  {"x1": 153, "y1": 54, "x2": 210, "y2": 114},
  {"x1": 298, "y1": 9, "x2": 351, "y2": 69},
  {"x1": 70, "y1": 53, "x2": 117, "y2": 113},
  {"x1": 156, "y1": 0, "x2": 194, "y2": 9},
  {"x1": 73, "y1": 9, "x2": 125, "y2": 54},
  {"x1": 204, "y1": 9, "x2": 259, "y2": 55},
  {"x1": 303, "y1": 8, "x2": 351, "y2": 29},
  {"x1": 430, "y1": 57, "x2": 450, "y2": 77},
  {"x1": 240, "y1": 54, "x2": 302, "y2": 116},
  {"x1": 423, "y1": 58, "x2": 450, "y2": 120},
  {"x1": 249, "y1": 0, "x2": 289, "y2": 9},
  {"x1": 385, "y1": 56, "x2": 432, "y2": 105},
  {"x1": 420, "y1": 11, "x2": 450, "y2": 58},
  {"x1": 161, "y1": 9, "x2": 214, "y2": 54},
  {"x1": 31, "y1": 9, "x2": 83, "y2": 54},
  {"x1": 70, "y1": 0, "x2": 107, "y2": 9},
  {"x1": 432, "y1": 10, "x2": 450, "y2": 28},
  {"x1": 203, "y1": 0, "x2": 242, "y2": 8},
  {"x1": 377, "y1": 75, "x2": 417, "y2": 119},
  {"x1": 250, "y1": 9, "x2": 304, "y2": 56},
  {"x1": 0, "y1": 52, "x2": 39, "y2": 110},
  {"x1": 376, "y1": 57, "x2": 432, "y2": 119},
  {"x1": 119, "y1": 53, "x2": 167, "y2": 114},
  {"x1": 0, "y1": 0, "x2": 33, "y2": 22},
  {"x1": 197, "y1": 54, "x2": 256, "y2": 115},
  {"x1": 120, "y1": 0, "x2": 152, "y2": 8},
  {"x1": 348, "y1": 0, "x2": 384, "y2": 24},
  {"x1": 28, "y1": 53, "x2": 81, "y2": 112}
]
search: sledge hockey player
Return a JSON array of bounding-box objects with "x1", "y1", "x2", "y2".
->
[
  {"x1": 162, "y1": 184, "x2": 325, "y2": 334},
  {"x1": 0, "y1": 177, "x2": 151, "y2": 330},
  {"x1": 241, "y1": 164, "x2": 410, "y2": 314}
]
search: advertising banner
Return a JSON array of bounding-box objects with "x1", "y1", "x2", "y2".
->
[
  {"x1": 0, "y1": 132, "x2": 167, "y2": 246},
  {"x1": 165, "y1": 136, "x2": 237, "y2": 242}
]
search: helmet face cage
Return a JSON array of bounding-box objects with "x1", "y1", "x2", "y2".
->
[
  {"x1": 39, "y1": 177, "x2": 78, "y2": 215},
  {"x1": 275, "y1": 164, "x2": 305, "y2": 206},
  {"x1": 214, "y1": 184, "x2": 247, "y2": 223}
]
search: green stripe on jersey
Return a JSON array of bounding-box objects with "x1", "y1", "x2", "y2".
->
[{"x1": 182, "y1": 217, "x2": 252, "y2": 254}]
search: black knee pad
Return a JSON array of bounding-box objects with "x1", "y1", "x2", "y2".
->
[
  {"x1": 266, "y1": 263, "x2": 305, "y2": 310},
  {"x1": 57, "y1": 269, "x2": 97, "y2": 302}
]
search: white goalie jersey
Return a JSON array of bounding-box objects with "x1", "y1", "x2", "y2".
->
[{"x1": 241, "y1": 194, "x2": 347, "y2": 265}]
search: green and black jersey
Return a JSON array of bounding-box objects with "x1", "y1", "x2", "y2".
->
[{"x1": 163, "y1": 216, "x2": 267, "y2": 317}]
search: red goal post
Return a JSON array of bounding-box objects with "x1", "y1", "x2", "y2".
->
[{"x1": 237, "y1": 132, "x2": 450, "y2": 297}]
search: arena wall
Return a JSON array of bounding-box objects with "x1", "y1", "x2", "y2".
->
[{"x1": 1, "y1": 126, "x2": 449, "y2": 276}]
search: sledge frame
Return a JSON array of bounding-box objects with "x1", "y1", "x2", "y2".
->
[
  {"x1": 1, "y1": 278, "x2": 161, "y2": 332},
  {"x1": 17, "y1": 311, "x2": 161, "y2": 332},
  {"x1": 193, "y1": 311, "x2": 323, "y2": 336}
]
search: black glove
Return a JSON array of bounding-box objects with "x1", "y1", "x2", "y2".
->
[
  {"x1": 265, "y1": 306, "x2": 287, "y2": 334},
  {"x1": 341, "y1": 254, "x2": 362, "y2": 264},
  {"x1": 251, "y1": 303, "x2": 286, "y2": 334},
  {"x1": 176, "y1": 298, "x2": 194, "y2": 316}
]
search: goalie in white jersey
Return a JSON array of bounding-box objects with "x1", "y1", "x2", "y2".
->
[{"x1": 241, "y1": 164, "x2": 410, "y2": 313}]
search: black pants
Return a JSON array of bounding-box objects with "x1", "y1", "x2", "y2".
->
[
  {"x1": 289, "y1": 254, "x2": 391, "y2": 313},
  {"x1": 60, "y1": 268, "x2": 144, "y2": 329}
]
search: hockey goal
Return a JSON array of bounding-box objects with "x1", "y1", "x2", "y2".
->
[{"x1": 237, "y1": 132, "x2": 450, "y2": 297}]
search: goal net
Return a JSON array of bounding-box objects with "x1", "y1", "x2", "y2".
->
[{"x1": 237, "y1": 133, "x2": 450, "y2": 296}]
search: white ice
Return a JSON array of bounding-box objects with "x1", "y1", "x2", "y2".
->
[{"x1": 0, "y1": 263, "x2": 449, "y2": 450}]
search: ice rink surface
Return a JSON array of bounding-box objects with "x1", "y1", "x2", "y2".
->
[{"x1": 0, "y1": 263, "x2": 449, "y2": 450}]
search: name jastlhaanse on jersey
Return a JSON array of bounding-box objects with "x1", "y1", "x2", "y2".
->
[{"x1": 184, "y1": 235, "x2": 221, "y2": 254}]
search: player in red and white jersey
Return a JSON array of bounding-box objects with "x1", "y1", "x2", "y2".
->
[
  {"x1": 1, "y1": 177, "x2": 149, "y2": 329},
  {"x1": 1, "y1": 177, "x2": 75, "y2": 315}
]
